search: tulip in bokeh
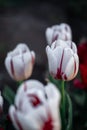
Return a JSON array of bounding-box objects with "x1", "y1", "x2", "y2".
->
[
  {"x1": 45, "y1": 23, "x2": 72, "y2": 45},
  {"x1": 46, "y1": 40, "x2": 79, "y2": 81},
  {"x1": 74, "y1": 40, "x2": 87, "y2": 89},
  {"x1": 9, "y1": 80, "x2": 61, "y2": 130},
  {"x1": 5, "y1": 43, "x2": 35, "y2": 81}
]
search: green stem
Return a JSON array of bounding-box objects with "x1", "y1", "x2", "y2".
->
[{"x1": 61, "y1": 80, "x2": 66, "y2": 129}]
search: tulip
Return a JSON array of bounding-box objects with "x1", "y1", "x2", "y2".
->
[
  {"x1": 46, "y1": 40, "x2": 79, "y2": 81},
  {"x1": 0, "y1": 92, "x2": 3, "y2": 113},
  {"x1": 45, "y1": 23, "x2": 72, "y2": 45},
  {"x1": 9, "y1": 80, "x2": 61, "y2": 130},
  {"x1": 5, "y1": 43, "x2": 35, "y2": 81}
]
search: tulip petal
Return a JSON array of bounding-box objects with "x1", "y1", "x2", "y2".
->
[
  {"x1": 45, "y1": 28, "x2": 53, "y2": 45},
  {"x1": 46, "y1": 46, "x2": 57, "y2": 76},
  {"x1": 9, "y1": 106, "x2": 20, "y2": 130},
  {"x1": 64, "y1": 56, "x2": 75, "y2": 80},
  {"x1": 5, "y1": 56, "x2": 14, "y2": 79}
]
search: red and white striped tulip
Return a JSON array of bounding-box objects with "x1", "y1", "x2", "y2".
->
[
  {"x1": 9, "y1": 80, "x2": 61, "y2": 130},
  {"x1": 0, "y1": 91, "x2": 3, "y2": 113},
  {"x1": 45, "y1": 23, "x2": 72, "y2": 45},
  {"x1": 46, "y1": 40, "x2": 79, "y2": 81},
  {"x1": 5, "y1": 43, "x2": 35, "y2": 81}
]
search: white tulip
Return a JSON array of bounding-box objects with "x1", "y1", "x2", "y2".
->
[
  {"x1": 5, "y1": 43, "x2": 35, "y2": 81},
  {"x1": 46, "y1": 40, "x2": 79, "y2": 81},
  {"x1": 45, "y1": 23, "x2": 72, "y2": 45},
  {"x1": 9, "y1": 80, "x2": 61, "y2": 130}
]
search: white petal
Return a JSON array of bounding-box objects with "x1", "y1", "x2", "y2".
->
[
  {"x1": 53, "y1": 46, "x2": 64, "y2": 69},
  {"x1": 45, "y1": 83, "x2": 61, "y2": 130},
  {"x1": 16, "y1": 43, "x2": 30, "y2": 52},
  {"x1": 72, "y1": 54, "x2": 79, "y2": 77},
  {"x1": 12, "y1": 55, "x2": 25, "y2": 80},
  {"x1": 45, "y1": 83, "x2": 61, "y2": 106},
  {"x1": 61, "y1": 48, "x2": 73, "y2": 73},
  {"x1": 64, "y1": 56, "x2": 75, "y2": 80},
  {"x1": 9, "y1": 106, "x2": 19, "y2": 130},
  {"x1": 31, "y1": 51, "x2": 35, "y2": 64},
  {"x1": 45, "y1": 28, "x2": 53, "y2": 45},
  {"x1": 46, "y1": 46, "x2": 57, "y2": 75},
  {"x1": 5, "y1": 56, "x2": 14, "y2": 79},
  {"x1": 66, "y1": 41, "x2": 77, "y2": 53}
]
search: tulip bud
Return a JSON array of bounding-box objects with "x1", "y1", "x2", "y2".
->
[
  {"x1": 46, "y1": 40, "x2": 79, "y2": 81},
  {"x1": 0, "y1": 92, "x2": 3, "y2": 113},
  {"x1": 9, "y1": 80, "x2": 61, "y2": 130},
  {"x1": 5, "y1": 43, "x2": 35, "y2": 81},
  {"x1": 45, "y1": 23, "x2": 72, "y2": 45}
]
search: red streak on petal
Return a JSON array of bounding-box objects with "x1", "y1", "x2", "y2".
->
[
  {"x1": 55, "y1": 68, "x2": 62, "y2": 79},
  {"x1": 63, "y1": 74, "x2": 67, "y2": 80},
  {"x1": 13, "y1": 111, "x2": 23, "y2": 130},
  {"x1": 41, "y1": 112, "x2": 53, "y2": 130},
  {"x1": 27, "y1": 94, "x2": 42, "y2": 107},
  {"x1": 10, "y1": 59, "x2": 15, "y2": 76},
  {"x1": 55, "y1": 49, "x2": 64, "y2": 80},
  {"x1": 52, "y1": 34, "x2": 58, "y2": 43}
]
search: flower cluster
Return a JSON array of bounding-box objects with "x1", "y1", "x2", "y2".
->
[{"x1": 0, "y1": 23, "x2": 80, "y2": 130}]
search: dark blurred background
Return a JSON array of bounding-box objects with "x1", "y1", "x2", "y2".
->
[{"x1": 0, "y1": 0, "x2": 87, "y2": 130}]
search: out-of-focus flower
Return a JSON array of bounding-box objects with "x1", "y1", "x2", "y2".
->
[
  {"x1": 0, "y1": 128, "x2": 4, "y2": 130},
  {"x1": 75, "y1": 40, "x2": 87, "y2": 89},
  {"x1": 9, "y1": 80, "x2": 61, "y2": 130},
  {"x1": 0, "y1": 91, "x2": 3, "y2": 113},
  {"x1": 78, "y1": 41, "x2": 87, "y2": 64},
  {"x1": 45, "y1": 23, "x2": 72, "y2": 45},
  {"x1": 79, "y1": 64, "x2": 87, "y2": 88},
  {"x1": 5, "y1": 43, "x2": 35, "y2": 81},
  {"x1": 73, "y1": 79, "x2": 84, "y2": 89},
  {"x1": 46, "y1": 40, "x2": 79, "y2": 81}
]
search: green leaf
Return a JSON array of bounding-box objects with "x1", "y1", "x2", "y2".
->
[
  {"x1": 66, "y1": 93, "x2": 72, "y2": 130},
  {"x1": 48, "y1": 74, "x2": 62, "y2": 89},
  {"x1": 3, "y1": 86, "x2": 15, "y2": 105}
]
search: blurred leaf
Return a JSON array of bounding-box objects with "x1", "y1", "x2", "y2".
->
[
  {"x1": 66, "y1": 93, "x2": 72, "y2": 130},
  {"x1": 73, "y1": 92, "x2": 86, "y2": 106},
  {"x1": 3, "y1": 86, "x2": 15, "y2": 105}
]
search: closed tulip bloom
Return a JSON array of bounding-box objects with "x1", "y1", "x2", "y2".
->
[
  {"x1": 5, "y1": 43, "x2": 35, "y2": 81},
  {"x1": 9, "y1": 80, "x2": 61, "y2": 130},
  {"x1": 46, "y1": 41, "x2": 79, "y2": 81},
  {"x1": 45, "y1": 23, "x2": 72, "y2": 45},
  {"x1": 0, "y1": 92, "x2": 3, "y2": 113}
]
